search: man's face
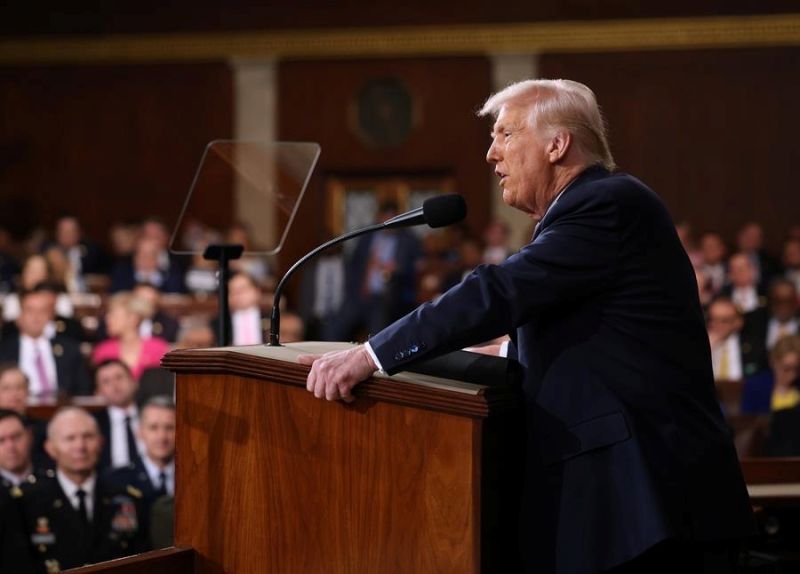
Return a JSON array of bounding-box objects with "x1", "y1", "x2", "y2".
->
[
  {"x1": 728, "y1": 255, "x2": 755, "y2": 288},
  {"x1": 45, "y1": 412, "x2": 102, "y2": 475},
  {"x1": 0, "y1": 417, "x2": 32, "y2": 475},
  {"x1": 700, "y1": 234, "x2": 726, "y2": 265},
  {"x1": 784, "y1": 240, "x2": 800, "y2": 269},
  {"x1": 0, "y1": 369, "x2": 29, "y2": 414},
  {"x1": 737, "y1": 223, "x2": 763, "y2": 252},
  {"x1": 141, "y1": 222, "x2": 169, "y2": 251},
  {"x1": 769, "y1": 284, "x2": 799, "y2": 322},
  {"x1": 95, "y1": 363, "x2": 138, "y2": 407},
  {"x1": 134, "y1": 238, "x2": 161, "y2": 272},
  {"x1": 138, "y1": 406, "x2": 175, "y2": 463},
  {"x1": 707, "y1": 302, "x2": 743, "y2": 340},
  {"x1": 228, "y1": 275, "x2": 260, "y2": 312},
  {"x1": 18, "y1": 292, "x2": 55, "y2": 338},
  {"x1": 56, "y1": 218, "x2": 80, "y2": 248},
  {"x1": 486, "y1": 103, "x2": 554, "y2": 218}
]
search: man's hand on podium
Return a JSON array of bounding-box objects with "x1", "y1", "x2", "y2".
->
[{"x1": 298, "y1": 345, "x2": 378, "y2": 403}]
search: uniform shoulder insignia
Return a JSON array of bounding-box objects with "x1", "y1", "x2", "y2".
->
[
  {"x1": 26, "y1": 474, "x2": 37, "y2": 484},
  {"x1": 11, "y1": 485, "x2": 23, "y2": 498},
  {"x1": 126, "y1": 485, "x2": 143, "y2": 499},
  {"x1": 46, "y1": 469, "x2": 55, "y2": 478}
]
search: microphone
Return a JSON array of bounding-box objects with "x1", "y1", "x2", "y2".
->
[{"x1": 268, "y1": 194, "x2": 467, "y2": 346}]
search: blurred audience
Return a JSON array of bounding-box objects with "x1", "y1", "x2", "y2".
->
[
  {"x1": 736, "y1": 222, "x2": 782, "y2": 289},
  {"x1": 299, "y1": 247, "x2": 345, "y2": 341},
  {"x1": 19, "y1": 408, "x2": 146, "y2": 570},
  {"x1": 226, "y1": 272, "x2": 267, "y2": 346},
  {"x1": 783, "y1": 238, "x2": 800, "y2": 293},
  {"x1": 0, "y1": 409, "x2": 36, "y2": 489},
  {"x1": 47, "y1": 215, "x2": 108, "y2": 291},
  {"x1": 699, "y1": 232, "x2": 728, "y2": 296},
  {"x1": 105, "y1": 396, "x2": 175, "y2": 550},
  {"x1": 227, "y1": 222, "x2": 271, "y2": 287},
  {"x1": 110, "y1": 237, "x2": 186, "y2": 294},
  {"x1": 741, "y1": 335, "x2": 800, "y2": 415},
  {"x1": 743, "y1": 279, "x2": 799, "y2": 352},
  {"x1": 723, "y1": 253, "x2": 765, "y2": 314},
  {"x1": 3, "y1": 255, "x2": 73, "y2": 321},
  {"x1": 92, "y1": 293, "x2": 170, "y2": 380},
  {"x1": 482, "y1": 219, "x2": 512, "y2": 265},
  {"x1": 93, "y1": 360, "x2": 143, "y2": 470},
  {"x1": 0, "y1": 364, "x2": 49, "y2": 468},
  {"x1": 0, "y1": 288, "x2": 91, "y2": 399},
  {"x1": 707, "y1": 297, "x2": 767, "y2": 381},
  {"x1": 279, "y1": 311, "x2": 305, "y2": 344},
  {"x1": 675, "y1": 220, "x2": 703, "y2": 267}
]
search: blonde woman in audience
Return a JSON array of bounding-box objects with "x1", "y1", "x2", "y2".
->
[
  {"x1": 741, "y1": 335, "x2": 800, "y2": 414},
  {"x1": 2, "y1": 254, "x2": 73, "y2": 321},
  {"x1": 92, "y1": 293, "x2": 170, "y2": 380}
]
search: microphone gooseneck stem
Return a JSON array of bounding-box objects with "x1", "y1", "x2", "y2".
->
[{"x1": 268, "y1": 222, "x2": 385, "y2": 346}]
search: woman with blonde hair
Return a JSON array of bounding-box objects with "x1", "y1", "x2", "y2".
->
[
  {"x1": 741, "y1": 335, "x2": 800, "y2": 414},
  {"x1": 92, "y1": 292, "x2": 170, "y2": 379}
]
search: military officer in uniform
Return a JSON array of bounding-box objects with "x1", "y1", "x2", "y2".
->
[
  {"x1": 19, "y1": 407, "x2": 146, "y2": 572},
  {"x1": 105, "y1": 395, "x2": 175, "y2": 549}
]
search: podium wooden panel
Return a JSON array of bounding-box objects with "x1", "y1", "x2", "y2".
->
[{"x1": 160, "y1": 343, "x2": 523, "y2": 574}]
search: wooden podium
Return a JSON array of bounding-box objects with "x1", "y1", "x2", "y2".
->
[{"x1": 69, "y1": 342, "x2": 524, "y2": 573}]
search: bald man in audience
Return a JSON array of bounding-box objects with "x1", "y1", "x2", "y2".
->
[
  {"x1": 19, "y1": 407, "x2": 146, "y2": 571},
  {"x1": 708, "y1": 298, "x2": 768, "y2": 380}
]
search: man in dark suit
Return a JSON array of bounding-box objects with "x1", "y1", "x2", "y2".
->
[
  {"x1": 326, "y1": 201, "x2": 421, "y2": 341},
  {"x1": 92, "y1": 360, "x2": 143, "y2": 471},
  {"x1": 19, "y1": 407, "x2": 146, "y2": 572},
  {"x1": 301, "y1": 79, "x2": 754, "y2": 573},
  {"x1": 109, "y1": 237, "x2": 186, "y2": 294},
  {"x1": 1, "y1": 282, "x2": 85, "y2": 343},
  {"x1": 49, "y1": 215, "x2": 109, "y2": 283},
  {"x1": 743, "y1": 278, "x2": 799, "y2": 352},
  {"x1": 0, "y1": 288, "x2": 91, "y2": 399}
]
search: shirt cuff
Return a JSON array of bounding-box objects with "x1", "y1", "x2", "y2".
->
[
  {"x1": 499, "y1": 340, "x2": 510, "y2": 358},
  {"x1": 363, "y1": 341, "x2": 385, "y2": 372}
]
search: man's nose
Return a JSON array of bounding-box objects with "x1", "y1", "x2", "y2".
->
[{"x1": 486, "y1": 140, "x2": 500, "y2": 164}]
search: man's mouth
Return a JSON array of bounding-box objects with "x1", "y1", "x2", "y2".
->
[{"x1": 496, "y1": 171, "x2": 507, "y2": 185}]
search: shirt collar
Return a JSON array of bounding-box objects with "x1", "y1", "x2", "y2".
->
[
  {"x1": 141, "y1": 455, "x2": 174, "y2": 484},
  {"x1": 0, "y1": 466, "x2": 31, "y2": 486},
  {"x1": 56, "y1": 469, "x2": 96, "y2": 499},
  {"x1": 108, "y1": 404, "x2": 138, "y2": 421}
]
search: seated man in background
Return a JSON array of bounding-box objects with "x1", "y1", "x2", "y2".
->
[
  {"x1": 783, "y1": 237, "x2": 800, "y2": 293},
  {"x1": 699, "y1": 232, "x2": 728, "y2": 297},
  {"x1": 707, "y1": 297, "x2": 768, "y2": 381},
  {"x1": 743, "y1": 278, "x2": 799, "y2": 352},
  {"x1": 723, "y1": 252, "x2": 766, "y2": 314},
  {"x1": 0, "y1": 409, "x2": 40, "y2": 490},
  {"x1": 105, "y1": 396, "x2": 175, "y2": 550},
  {"x1": 110, "y1": 237, "x2": 186, "y2": 294},
  {"x1": 227, "y1": 272, "x2": 267, "y2": 346},
  {"x1": 0, "y1": 364, "x2": 50, "y2": 469},
  {"x1": 1, "y1": 282, "x2": 84, "y2": 342},
  {"x1": 0, "y1": 287, "x2": 91, "y2": 399},
  {"x1": 741, "y1": 335, "x2": 800, "y2": 415},
  {"x1": 93, "y1": 360, "x2": 143, "y2": 471},
  {"x1": 736, "y1": 221, "x2": 782, "y2": 289},
  {"x1": 19, "y1": 407, "x2": 146, "y2": 571},
  {"x1": 50, "y1": 215, "x2": 109, "y2": 291}
]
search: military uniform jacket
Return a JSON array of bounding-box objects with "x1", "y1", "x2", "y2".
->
[{"x1": 19, "y1": 472, "x2": 146, "y2": 573}]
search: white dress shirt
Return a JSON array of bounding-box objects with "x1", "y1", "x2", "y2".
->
[
  {"x1": 711, "y1": 334, "x2": 743, "y2": 381},
  {"x1": 731, "y1": 286, "x2": 759, "y2": 313},
  {"x1": 56, "y1": 469, "x2": 96, "y2": 521},
  {"x1": 108, "y1": 405, "x2": 141, "y2": 468},
  {"x1": 767, "y1": 317, "x2": 799, "y2": 349},
  {"x1": 0, "y1": 466, "x2": 32, "y2": 487},
  {"x1": 141, "y1": 455, "x2": 175, "y2": 496},
  {"x1": 232, "y1": 307, "x2": 263, "y2": 346},
  {"x1": 19, "y1": 335, "x2": 58, "y2": 399}
]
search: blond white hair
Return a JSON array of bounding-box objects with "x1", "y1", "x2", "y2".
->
[{"x1": 479, "y1": 79, "x2": 615, "y2": 170}]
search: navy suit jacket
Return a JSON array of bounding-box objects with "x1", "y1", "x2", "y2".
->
[{"x1": 369, "y1": 166, "x2": 754, "y2": 573}]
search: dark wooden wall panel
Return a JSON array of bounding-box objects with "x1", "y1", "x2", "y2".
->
[
  {"x1": 540, "y1": 47, "x2": 800, "y2": 251},
  {"x1": 277, "y1": 57, "x2": 492, "y2": 280},
  {"x1": 0, "y1": 63, "x2": 233, "y2": 244}
]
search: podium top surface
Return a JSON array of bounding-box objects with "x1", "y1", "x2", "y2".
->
[{"x1": 162, "y1": 342, "x2": 520, "y2": 418}]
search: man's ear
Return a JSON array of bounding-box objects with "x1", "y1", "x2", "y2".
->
[{"x1": 546, "y1": 131, "x2": 572, "y2": 164}]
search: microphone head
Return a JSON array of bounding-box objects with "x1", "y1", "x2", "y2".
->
[{"x1": 423, "y1": 194, "x2": 467, "y2": 228}]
